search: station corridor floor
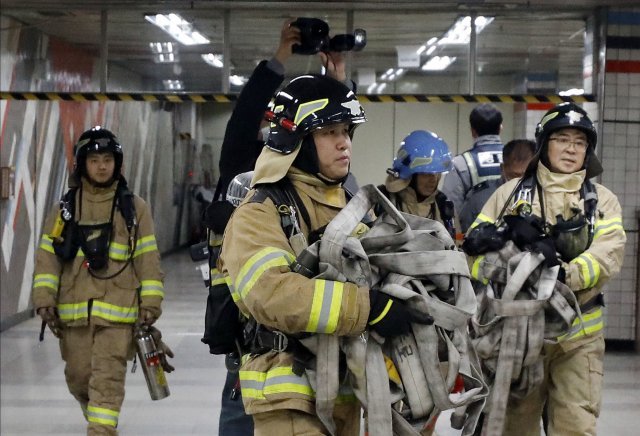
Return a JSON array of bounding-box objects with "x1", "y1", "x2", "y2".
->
[{"x1": 2, "y1": 250, "x2": 639, "y2": 435}]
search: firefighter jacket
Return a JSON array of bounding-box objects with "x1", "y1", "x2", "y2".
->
[
  {"x1": 32, "y1": 178, "x2": 165, "y2": 327},
  {"x1": 220, "y1": 168, "x2": 370, "y2": 415},
  {"x1": 469, "y1": 163, "x2": 625, "y2": 343},
  {"x1": 383, "y1": 175, "x2": 459, "y2": 239}
]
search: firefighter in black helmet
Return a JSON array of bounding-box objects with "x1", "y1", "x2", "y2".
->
[
  {"x1": 220, "y1": 75, "x2": 428, "y2": 435},
  {"x1": 32, "y1": 126, "x2": 170, "y2": 435},
  {"x1": 467, "y1": 103, "x2": 625, "y2": 435}
]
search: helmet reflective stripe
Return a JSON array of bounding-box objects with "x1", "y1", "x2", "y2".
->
[{"x1": 294, "y1": 99, "x2": 329, "y2": 125}]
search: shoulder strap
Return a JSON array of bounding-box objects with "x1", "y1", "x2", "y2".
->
[
  {"x1": 251, "y1": 179, "x2": 311, "y2": 237},
  {"x1": 116, "y1": 181, "x2": 137, "y2": 232}
]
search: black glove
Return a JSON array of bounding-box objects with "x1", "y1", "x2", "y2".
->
[
  {"x1": 462, "y1": 222, "x2": 507, "y2": 256},
  {"x1": 38, "y1": 307, "x2": 63, "y2": 338},
  {"x1": 368, "y1": 290, "x2": 433, "y2": 338},
  {"x1": 557, "y1": 264, "x2": 567, "y2": 284},
  {"x1": 531, "y1": 236, "x2": 560, "y2": 268}
]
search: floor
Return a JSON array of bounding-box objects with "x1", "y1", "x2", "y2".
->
[{"x1": 1, "y1": 250, "x2": 639, "y2": 435}]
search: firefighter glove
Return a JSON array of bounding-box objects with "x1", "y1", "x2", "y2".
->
[
  {"x1": 138, "y1": 307, "x2": 160, "y2": 326},
  {"x1": 38, "y1": 306, "x2": 63, "y2": 338},
  {"x1": 148, "y1": 326, "x2": 175, "y2": 373},
  {"x1": 368, "y1": 289, "x2": 433, "y2": 338}
]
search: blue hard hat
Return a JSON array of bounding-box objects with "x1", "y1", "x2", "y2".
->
[{"x1": 390, "y1": 130, "x2": 452, "y2": 179}]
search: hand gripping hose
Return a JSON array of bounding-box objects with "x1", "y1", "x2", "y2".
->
[
  {"x1": 298, "y1": 185, "x2": 488, "y2": 436},
  {"x1": 470, "y1": 241, "x2": 580, "y2": 435}
]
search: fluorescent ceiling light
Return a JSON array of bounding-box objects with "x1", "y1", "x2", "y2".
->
[
  {"x1": 426, "y1": 46, "x2": 436, "y2": 55},
  {"x1": 367, "y1": 82, "x2": 378, "y2": 94},
  {"x1": 416, "y1": 45, "x2": 427, "y2": 55},
  {"x1": 149, "y1": 42, "x2": 174, "y2": 54},
  {"x1": 145, "y1": 13, "x2": 210, "y2": 46},
  {"x1": 427, "y1": 37, "x2": 438, "y2": 45},
  {"x1": 376, "y1": 83, "x2": 387, "y2": 93},
  {"x1": 438, "y1": 16, "x2": 494, "y2": 45},
  {"x1": 229, "y1": 75, "x2": 247, "y2": 86},
  {"x1": 559, "y1": 88, "x2": 585, "y2": 96},
  {"x1": 202, "y1": 53, "x2": 223, "y2": 68},
  {"x1": 154, "y1": 53, "x2": 177, "y2": 63},
  {"x1": 163, "y1": 79, "x2": 183, "y2": 90},
  {"x1": 421, "y1": 56, "x2": 456, "y2": 71}
]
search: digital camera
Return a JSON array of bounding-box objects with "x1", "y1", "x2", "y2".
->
[{"x1": 291, "y1": 17, "x2": 367, "y2": 55}]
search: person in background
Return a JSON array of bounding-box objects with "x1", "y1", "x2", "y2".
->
[
  {"x1": 32, "y1": 127, "x2": 166, "y2": 436},
  {"x1": 458, "y1": 139, "x2": 535, "y2": 233},
  {"x1": 441, "y1": 103, "x2": 504, "y2": 217},
  {"x1": 380, "y1": 130, "x2": 457, "y2": 240},
  {"x1": 466, "y1": 103, "x2": 625, "y2": 435}
]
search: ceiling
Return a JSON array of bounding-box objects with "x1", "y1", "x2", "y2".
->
[{"x1": 1, "y1": 1, "x2": 638, "y2": 93}]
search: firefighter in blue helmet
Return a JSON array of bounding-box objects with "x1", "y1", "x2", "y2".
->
[{"x1": 381, "y1": 130, "x2": 457, "y2": 239}]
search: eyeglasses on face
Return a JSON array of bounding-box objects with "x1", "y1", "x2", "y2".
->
[{"x1": 549, "y1": 135, "x2": 588, "y2": 151}]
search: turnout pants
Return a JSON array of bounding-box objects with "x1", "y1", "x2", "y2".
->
[
  {"x1": 503, "y1": 332, "x2": 605, "y2": 436},
  {"x1": 252, "y1": 402, "x2": 361, "y2": 436},
  {"x1": 60, "y1": 322, "x2": 133, "y2": 436}
]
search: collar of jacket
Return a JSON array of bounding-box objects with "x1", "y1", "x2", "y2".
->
[
  {"x1": 288, "y1": 168, "x2": 346, "y2": 209},
  {"x1": 81, "y1": 177, "x2": 118, "y2": 202},
  {"x1": 536, "y1": 162, "x2": 585, "y2": 193},
  {"x1": 384, "y1": 174, "x2": 411, "y2": 193},
  {"x1": 472, "y1": 134, "x2": 502, "y2": 148},
  {"x1": 398, "y1": 186, "x2": 437, "y2": 217}
]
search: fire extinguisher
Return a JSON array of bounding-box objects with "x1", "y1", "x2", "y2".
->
[{"x1": 133, "y1": 325, "x2": 170, "y2": 400}]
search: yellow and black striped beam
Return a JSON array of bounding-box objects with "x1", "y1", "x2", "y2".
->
[{"x1": 0, "y1": 91, "x2": 596, "y2": 104}]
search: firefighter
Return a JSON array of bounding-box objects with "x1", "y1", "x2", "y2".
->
[
  {"x1": 220, "y1": 75, "x2": 426, "y2": 435},
  {"x1": 466, "y1": 103, "x2": 625, "y2": 435},
  {"x1": 32, "y1": 127, "x2": 166, "y2": 435},
  {"x1": 381, "y1": 129, "x2": 457, "y2": 240}
]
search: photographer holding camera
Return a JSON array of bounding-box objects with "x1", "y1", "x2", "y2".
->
[{"x1": 212, "y1": 17, "x2": 365, "y2": 436}]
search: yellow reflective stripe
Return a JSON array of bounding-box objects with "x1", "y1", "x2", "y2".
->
[
  {"x1": 91, "y1": 301, "x2": 138, "y2": 323},
  {"x1": 210, "y1": 268, "x2": 227, "y2": 286},
  {"x1": 133, "y1": 235, "x2": 158, "y2": 257},
  {"x1": 235, "y1": 247, "x2": 295, "y2": 300},
  {"x1": 558, "y1": 307, "x2": 603, "y2": 341},
  {"x1": 571, "y1": 253, "x2": 601, "y2": 288},
  {"x1": 109, "y1": 241, "x2": 129, "y2": 260},
  {"x1": 470, "y1": 255, "x2": 489, "y2": 285},
  {"x1": 58, "y1": 302, "x2": 89, "y2": 321},
  {"x1": 86, "y1": 405, "x2": 119, "y2": 427},
  {"x1": 306, "y1": 280, "x2": 343, "y2": 334},
  {"x1": 594, "y1": 217, "x2": 624, "y2": 239},
  {"x1": 369, "y1": 299, "x2": 393, "y2": 326},
  {"x1": 39, "y1": 234, "x2": 55, "y2": 253},
  {"x1": 33, "y1": 273, "x2": 59, "y2": 290},
  {"x1": 226, "y1": 276, "x2": 241, "y2": 303},
  {"x1": 469, "y1": 213, "x2": 494, "y2": 230},
  {"x1": 140, "y1": 279, "x2": 164, "y2": 298},
  {"x1": 239, "y1": 366, "x2": 314, "y2": 399}
]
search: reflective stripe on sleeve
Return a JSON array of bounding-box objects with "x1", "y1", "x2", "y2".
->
[
  {"x1": 39, "y1": 234, "x2": 55, "y2": 253},
  {"x1": 571, "y1": 252, "x2": 601, "y2": 288},
  {"x1": 469, "y1": 213, "x2": 494, "y2": 230},
  {"x1": 471, "y1": 255, "x2": 488, "y2": 285},
  {"x1": 86, "y1": 405, "x2": 119, "y2": 427},
  {"x1": 557, "y1": 307, "x2": 603, "y2": 341},
  {"x1": 210, "y1": 268, "x2": 227, "y2": 286},
  {"x1": 133, "y1": 235, "x2": 158, "y2": 257},
  {"x1": 306, "y1": 280, "x2": 344, "y2": 334},
  {"x1": 33, "y1": 273, "x2": 59, "y2": 291},
  {"x1": 235, "y1": 247, "x2": 295, "y2": 300},
  {"x1": 239, "y1": 366, "x2": 314, "y2": 400},
  {"x1": 58, "y1": 302, "x2": 89, "y2": 322},
  {"x1": 594, "y1": 217, "x2": 624, "y2": 239},
  {"x1": 140, "y1": 279, "x2": 164, "y2": 298}
]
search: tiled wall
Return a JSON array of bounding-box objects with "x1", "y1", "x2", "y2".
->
[{"x1": 599, "y1": 8, "x2": 640, "y2": 341}]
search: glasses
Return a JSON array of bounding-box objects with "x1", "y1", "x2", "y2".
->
[{"x1": 549, "y1": 136, "x2": 588, "y2": 151}]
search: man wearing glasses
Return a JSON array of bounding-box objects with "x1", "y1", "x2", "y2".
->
[{"x1": 466, "y1": 102, "x2": 625, "y2": 435}]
